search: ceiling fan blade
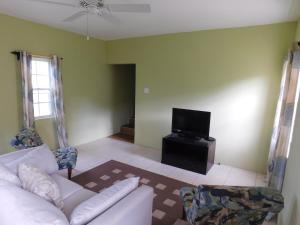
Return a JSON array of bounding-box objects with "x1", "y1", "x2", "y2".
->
[
  {"x1": 63, "y1": 11, "x2": 87, "y2": 22},
  {"x1": 28, "y1": 0, "x2": 76, "y2": 7},
  {"x1": 106, "y1": 4, "x2": 151, "y2": 13},
  {"x1": 99, "y1": 13, "x2": 121, "y2": 25}
]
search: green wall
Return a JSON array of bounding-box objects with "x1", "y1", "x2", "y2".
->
[
  {"x1": 0, "y1": 12, "x2": 298, "y2": 174},
  {"x1": 0, "y1": 13, "x2": 122, "y2": 153},
  {"x1": 106, "y1": 23, "x2": 296, "y2": 173},
  {"x1": 296, "y1": 19, "x2": 300, "y2": 41},
  {"x1": 279, "y1": 18, "x2": 300, "y2": 225}
]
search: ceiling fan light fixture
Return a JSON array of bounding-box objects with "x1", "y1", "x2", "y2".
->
[{"x1": 79, "y1": 0, "x2": 104, "y2": 9}]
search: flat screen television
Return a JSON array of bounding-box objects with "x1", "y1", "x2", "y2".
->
[{"x1": 172, "y1": 108, "x2": 211, "y2": 139}]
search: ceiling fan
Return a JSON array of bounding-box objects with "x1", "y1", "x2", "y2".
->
[
  {"x1": 29, "y1": 0, "x2": 151, "y2": 39},
  {"x1": 29, "y1": 0, "x2": 151, "y2": 22}
]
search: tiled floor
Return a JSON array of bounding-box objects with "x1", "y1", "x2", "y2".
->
[
  {"x1": 57, "y1": 136, "x2": 274, "y2": 225},
  {"x1": 59, "y1": 137, "x2": 267, "y2": 187}
]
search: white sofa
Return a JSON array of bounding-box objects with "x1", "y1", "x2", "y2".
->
[{"x1": 0, "y1": 147, "x2": 154, "y2": 225}]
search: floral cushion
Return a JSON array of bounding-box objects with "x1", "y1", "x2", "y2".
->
[
  {"x1": 55, "y1": 146, "x2": 78, "y2": 170},
  {"x1": 180, "y1": 185, "x2": 284, "y2": 225},
  {"x1": 10, "y1": 128, "x2": 43, "y2": 150}
]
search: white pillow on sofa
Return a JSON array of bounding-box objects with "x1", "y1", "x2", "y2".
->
[
  {"x1": 0, "y1": 180, "x2": 69, "y2": 225},
  {"x1": 70, "y1": 177, "x2": 140, "y2": 225},
  {"x1": 6, "y1": 144, "x2": 58, "y2": 174},
  {"x1": 0, "y1": 162, "x2": 21, "y2": 186},
  {"x1": 18, "y1": 163, "x2": 64, "y2": 209}
]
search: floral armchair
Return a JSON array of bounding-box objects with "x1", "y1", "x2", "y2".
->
[
  {"x1": 10, "y1": 128, "x2": 43, "y2": 150},
  {"x1": 180, "y1": 185, "x2": 284, "y2": 225},
  {"x1": 10, "y1": 128, "x2": 77, "y2": 179}
]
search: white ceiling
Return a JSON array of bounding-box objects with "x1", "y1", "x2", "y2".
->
[{"x1": 0, "y1": 0, "x2": 300, "y2": 40}]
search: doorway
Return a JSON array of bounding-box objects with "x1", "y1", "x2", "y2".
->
[{"x1": 110, "y1": 64, "x2": 136, "y2": 143}]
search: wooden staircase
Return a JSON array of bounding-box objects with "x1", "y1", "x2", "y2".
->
[
  {"x1": 111, "y1": 117, "x2": 135, "y2": 143},
  {"x1": 120, "y1": 117, "x2": 135, "y2": 137},
  {"x1": 120, "y1": 124, "x2": 134, "y2": 137}
]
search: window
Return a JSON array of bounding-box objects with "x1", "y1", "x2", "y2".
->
[{"x1": 31, "y1": 57, "x2": 52, "y2": 119}]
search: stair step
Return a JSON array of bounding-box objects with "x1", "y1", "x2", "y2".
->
[
  {"x1": 129, "y1": 117, "x2": 135, "y2": 126},
  {"x1": 120, "y1": 126, "x2": 134, "y2": 137}
]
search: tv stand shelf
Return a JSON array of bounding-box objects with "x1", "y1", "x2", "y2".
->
[{"x1": 161, "y1": 134, "x2": 216, "y2": 175}]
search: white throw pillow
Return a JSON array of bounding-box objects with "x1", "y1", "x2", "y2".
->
[
  {"x1": 6, "y1": 144, "x2": 58, "y2": 174},
  {"x1": 0, "y1": 162, "x2": 21, "y2": 186},
  {"x1": 0, "y1": 180, "x2": 69, "y2": 225},
  {"x1": 70, "y1": 177, "x2": 140, "y2": 225},
  {"x1": 18, "y1": 163, "x2": 64, "y2": 209}
]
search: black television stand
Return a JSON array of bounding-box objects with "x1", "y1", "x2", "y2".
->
[{"x1": 161, "y1": 133, "x2": 216, "y2": 175}]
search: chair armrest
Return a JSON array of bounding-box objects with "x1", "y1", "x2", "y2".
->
[{"x1": 87, "y1": 185, "x2": 153, "y2": 225}]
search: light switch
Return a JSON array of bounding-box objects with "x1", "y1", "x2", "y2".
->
[{"x1": 144, "y1": 87, "x2": 150, "y2": 94}]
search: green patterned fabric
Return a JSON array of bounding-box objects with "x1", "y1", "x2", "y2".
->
[
  {"x1": 55, "y1": 146, "x2": 78, "y2": 170},
  {"x1": 10, "y1": 128, "x2": 43, "y2": 150},
  {"x1": 180, "y1": 185, "x2": 284, "y2": 225}
]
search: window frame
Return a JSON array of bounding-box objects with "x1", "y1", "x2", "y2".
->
[{"x1": 31, "y1": 57, "x2": 53, "y2": 120}]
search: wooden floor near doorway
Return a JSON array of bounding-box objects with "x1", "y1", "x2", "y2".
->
[{"x1": 109, "y1": 133, "x2": 134, "y2": 143}]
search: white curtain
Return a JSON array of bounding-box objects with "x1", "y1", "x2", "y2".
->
[
  {"x1": 267, "y1": 46, "x2": 300, "y2": 191},
  {"x1": 20, "y1": 51, "x2": 35, "y2": 128},
  {"x1": 50, "y1": 56, "x2": 69, "y2": 148}
]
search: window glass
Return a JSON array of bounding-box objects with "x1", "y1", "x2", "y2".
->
[{"x1": 31, "y1": 57, "x2": 52, "y2": 119}]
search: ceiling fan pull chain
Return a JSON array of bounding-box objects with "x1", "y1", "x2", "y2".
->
[{"x1": 86, "y1": 9, "x2": 90, "y2": 40}]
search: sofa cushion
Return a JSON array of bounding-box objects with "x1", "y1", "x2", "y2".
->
[
  {"x1": 0, "y1": 162, "x2": 21, "y2": 186},
  {"x1": 5, "y1": 144, "x2": 58, "y2": 174},
  {"x1": 51, "y1": 174, "x2": 83, "y2": 200},
  {"x1": 63, "y1": 189, "x2": 96, "y2": 219},
  {"x1": 0, "y1": 180, "x2": 69, "y2": 225},
  {"x1": 19, "y1": 163, "x2": 64, "y2": 209},
  {"x1": 0, "y1": 148, "x2": 31, "y2": 165},
  {"x1": 70, "y1": 177, "x2": 139, "y2": 225}
]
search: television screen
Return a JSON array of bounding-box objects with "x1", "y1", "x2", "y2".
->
[{"x1": 172, "y1": 108, "x2": 211, "y2": 138}]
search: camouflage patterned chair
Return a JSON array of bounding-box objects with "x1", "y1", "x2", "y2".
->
[{"x1": 180, "y1": 185, "x2": 284, "y2": 225}]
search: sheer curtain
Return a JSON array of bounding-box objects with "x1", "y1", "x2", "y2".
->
[
  {"x1": 50, "y1": 56, "x2": 68, "y2": 148},
  {"x1": 20, "y1": 53, "x2": 69, "y2": 148},
  {"x1": 50, "y1": 56, "x2": 77, "y2": 176},
  {"x1": 19, "y1": 51, "x2": 35, "y2": 128},
  {"x1": 268, "y1": 45, "x2": 300, "y2": 191}
]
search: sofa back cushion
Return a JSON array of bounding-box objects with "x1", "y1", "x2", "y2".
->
[
  {"x1": 0, "y1": 180, "x2": 69, "y2": 225},
  {"x1": 0, "y1": 148, "x2": 31, "y2": 165},
  {"x1": 5, "y1": 144, "x2": 58, "y2": 174}
]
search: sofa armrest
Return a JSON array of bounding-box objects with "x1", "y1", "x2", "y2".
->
[{"x1": 87, "y1": 185, "x2": 153, "y2": 225}]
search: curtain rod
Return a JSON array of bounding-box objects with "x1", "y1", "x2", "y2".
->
[{"x1": 11, "y1": 51, "x2": 64, "y2": 60}]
